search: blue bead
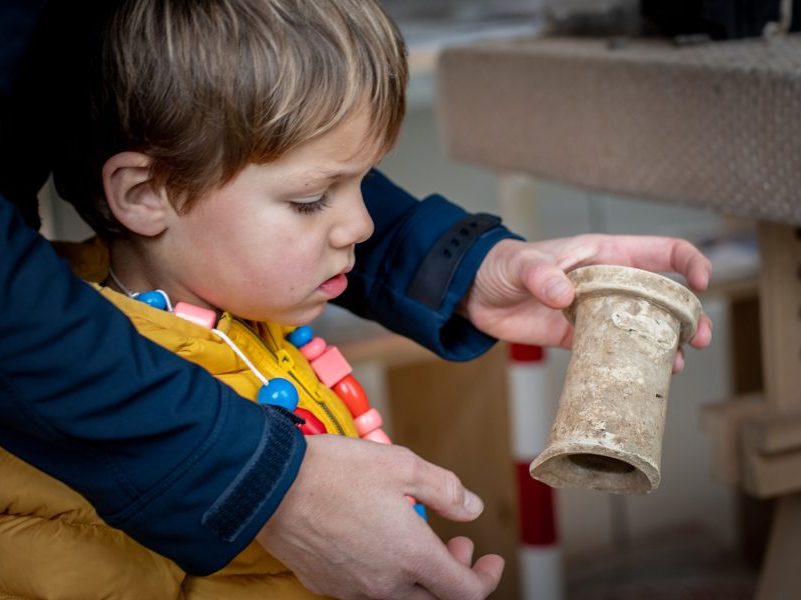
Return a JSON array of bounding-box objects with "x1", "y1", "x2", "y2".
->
[
  {"x1": 286, "y1": 326, "x2": 314, "y2": 348},
  {"x1": 135, "y1": 290, "x2": 168, "y2": 311},
  {"x1": 257, "y1": 378, "x2": 299, "y2": 411},
  {"x1": 413, "y1": 503, "x2": 428, "y2": 521}
]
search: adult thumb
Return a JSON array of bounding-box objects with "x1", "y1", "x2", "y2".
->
[
  {"x1": 521, "y1": 258, "x2": 574, "y2": 308},
  {"x1": 405, "y1": 457, "x2": 485, "y2": 522}
]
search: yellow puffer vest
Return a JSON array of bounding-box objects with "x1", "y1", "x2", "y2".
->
[{"x1": 0, "y1": 240, "x2": 358, "y2": 599}]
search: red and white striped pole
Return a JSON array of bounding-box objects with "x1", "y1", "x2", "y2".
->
[{"x1": 508, "y1": 343, "x2": 564, "y2": 600}]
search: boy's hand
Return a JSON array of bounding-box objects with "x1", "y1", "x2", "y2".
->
[
  {"x1": 256, "y1": 435, "x2": 504, "y2": 600},
  {"x1": 464, "y1": 235, "x2": 713, "y2": 371}
]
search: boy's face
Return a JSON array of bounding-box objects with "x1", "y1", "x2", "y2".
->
[{"x1": 157, "y1": 108, "x2": 381, "y2": 325}]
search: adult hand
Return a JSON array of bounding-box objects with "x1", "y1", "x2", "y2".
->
[
  {"x1": 256, "y1": 435, "x2": 504, "y2": 599},
  {"x1": 464, "y1": 235, "x2": 714, "y2": 371}
]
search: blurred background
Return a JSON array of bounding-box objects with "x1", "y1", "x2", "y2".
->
[{"x1": 40, "y1": 1, "x2": 773, "y2": 598}]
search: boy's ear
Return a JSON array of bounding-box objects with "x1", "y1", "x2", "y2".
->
[{"x1": 102, "y1": 152, "x2": 171, "y2": 237}]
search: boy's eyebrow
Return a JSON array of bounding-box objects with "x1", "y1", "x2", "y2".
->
[
  {"x1": 303, "y1": 165, "x2": 376, "y2": 182},
  {"x1": 307, "y1": 168, "x2": 347, "y2": 181}
]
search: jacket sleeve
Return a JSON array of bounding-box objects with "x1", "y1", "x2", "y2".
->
[
  {"x1": 0, "y1": 194, "x2": 306, "y2": 575},
  {"x1": 339, "y1": 170, "x2": 522, "y2": 361}
]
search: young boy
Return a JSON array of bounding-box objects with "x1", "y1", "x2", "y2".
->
[{"x1": 0, "y1": 0, "x2": 412, "y2": 597}]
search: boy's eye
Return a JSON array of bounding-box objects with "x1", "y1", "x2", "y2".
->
[{"x1": 291, "y1": 194, "x2": 331, "y2": 215}]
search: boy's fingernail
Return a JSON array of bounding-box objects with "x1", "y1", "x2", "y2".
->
[
  {"x1": 545, "y1": 278, "x2": 570, "y2": 301},
  {"x1": 463, "y1": 490, "x2": 484, "y2": 515}
]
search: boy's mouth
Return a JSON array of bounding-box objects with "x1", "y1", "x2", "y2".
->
[{"x1": 318, "y1": 273, "x2": 348, "y2": 299}]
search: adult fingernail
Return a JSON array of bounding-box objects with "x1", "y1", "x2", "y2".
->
[
  {"x1": 463, "y1": 490, "x2": 483, "y2": 515},
  {"x1": 545, "y1": 278, "x2": 570, "y2": 302}
]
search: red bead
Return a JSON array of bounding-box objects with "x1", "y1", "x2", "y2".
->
[
  {"x1": 354, "y1": 408, "x2": 383, "y2": 437},
  {"x1": 294, "y1": 408, "x2": 327, "y2": 435},
  {"x1": 362, "y1": 428, "x2": 391, "y2": 444},
  {"x1": 332, "y1": 375, "x2": 370, "y2": 417},
  {"x1": 299, "y1": 336, "x2": 327, "y2": 361}
]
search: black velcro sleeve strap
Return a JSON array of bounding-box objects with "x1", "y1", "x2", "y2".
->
[{"x1": 406, "y1": 213, "x2": 501, "y2": 310}]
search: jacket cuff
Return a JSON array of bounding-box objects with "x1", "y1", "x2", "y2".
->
[
  {"x1": 358, "y1": 193, "x2": 521, "y2": 361},
  {"x1": 104, "y1": 402, "x2": 306, "y2": 575}
]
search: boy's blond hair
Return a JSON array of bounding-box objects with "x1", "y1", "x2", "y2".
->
[{"x1": 55, "y1": 0, "x2": 407, "y2": 236}]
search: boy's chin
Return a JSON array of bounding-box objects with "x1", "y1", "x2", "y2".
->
[
  {"x1": 232, "y1": 300, "x2": 328, "y2": 326},
  {"x1": 275, "y1": 303, "x2": 327, "y2": 327}
]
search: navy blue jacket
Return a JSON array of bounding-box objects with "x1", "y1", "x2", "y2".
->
[{"x1": 0, "y1": 0, "x2": 516, "y2": 575}]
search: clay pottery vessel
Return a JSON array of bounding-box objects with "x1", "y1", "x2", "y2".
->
[{"x1": 529, "y1": 265, "x2": 702, "y2": 494}]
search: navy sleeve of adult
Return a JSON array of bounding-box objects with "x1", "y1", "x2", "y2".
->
[
  {"x1": 0, "y1": 194, "x2": 306, "y2": 575},
  {"x1": 338, "y1": 170, "x2": 523, "y2": 361}
]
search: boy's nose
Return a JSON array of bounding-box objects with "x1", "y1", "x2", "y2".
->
[{"x1": 331, "y1": 193, "x2": 374, "y2": 248}]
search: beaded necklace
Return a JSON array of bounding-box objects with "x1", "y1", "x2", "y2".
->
[{"x1": 108, "y1": 271, "x2": 427, "y2": 519}]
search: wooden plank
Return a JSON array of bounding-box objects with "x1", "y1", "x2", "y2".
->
[
  {"x1": 727, "y1": 294, "x2": 763, "y2": 394},
  {"x1": 741, "y1": 445, "x2": 801, "y2": 499},
  {"x1": 757, "y1": 223, "x2": 801, "y2": 412},
  {"x1": 756, "y1": 493, "x2": 801, "y2": 600},
  {"x1": 743, "y1": 224, "x2": 801, "y2": 592},
  {"x1": 700, "y1": 394, "x2": 766, "y2": 484},
  {"x1": 742, "y1": 410, "x2": 801, "y2": 455}
]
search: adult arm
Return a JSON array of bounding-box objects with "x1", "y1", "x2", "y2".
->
[{"x1": 352, "y1": 171, "x2": 713, "y2": 364}]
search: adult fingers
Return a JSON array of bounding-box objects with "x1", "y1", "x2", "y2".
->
[
  {"x1": 415, "y1": 542, "x2": 505, "y2": 600},
  {"x1": 446, "y1": 536, "x2": 475, "y2": 566},
  {"x1": 518, "y1": 254, "x2": 575, "y2": 308},
  {"x1": 402, "y1": 538, "x2": 503, "y2": 600},
  {"x1": 403, "y1": 587, "x2": 438, "y2": 600},
  {"x1": 392, "y1": 456, "x2": 506, "y2": 596},
  {"x1": 476, "y1": 239, "x2": 574, "y2": 309},
  {"x1": 595, "y1": 236, "x2": 712, "y2": 291},
  {"x1": 472, "y1": 554, "x2": 506, "y2": 593},
  {"x1": 673, "y1": 313, "x2": 713, "y2": 372},
  {"x1": 690, "y1": 313, "x2": 713, "y2": 349},
  {"x1": 539, "y1": 235, "x2": 712, "y2": 306},
  {"x1": 669, "y1": 238, "x2": 712, "y2": 291},
  {"x1": 400, "y1": 536, "x2": 484, "y2": 600},
  {"x1": 399, "y1": 451, "x2": 484, "y2": 522},
  {"x1": 443, "y1": 539, "x2": 505, "y2": 597},
  {"x1": 672, "y1": 348, "x2": 685, "y2": 373}
]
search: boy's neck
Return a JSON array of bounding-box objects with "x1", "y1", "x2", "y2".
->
[{"x1": 107, "y1": 237, "x2": 221, "y2": 317}]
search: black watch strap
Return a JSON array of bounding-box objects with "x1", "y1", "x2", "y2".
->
[{"x1": 406, "y1": 213, "x2": 501, "y2": 310}]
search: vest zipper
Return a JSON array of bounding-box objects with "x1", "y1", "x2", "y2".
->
[{"x1": 232, "y1": 318, "x2": 346, "y2": 435}]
